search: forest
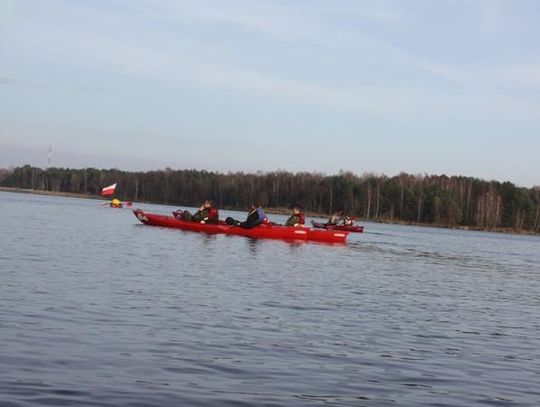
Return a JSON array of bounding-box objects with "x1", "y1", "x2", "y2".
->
[{"x1": 1, "y1": 165, "x2": 539, "y2": 234}]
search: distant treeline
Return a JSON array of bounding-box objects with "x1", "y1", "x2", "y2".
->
[{"x1": 1, "y1": 165, "x2": 539, "y2": 233}]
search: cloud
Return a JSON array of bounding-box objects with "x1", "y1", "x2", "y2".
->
[
  {"x1": 0, "y1": 76, "x2": 16, "y2": 85},
  {"x1": 2, "y1": 0, "x2": 539, "y2": 120},
  {"x1": 0, "y1": 4, "x2": 426, "y2": 115},
  {"x1": 493, "y1": 64, "x2": 540, "y2": 89},
  {"x1": 145, "y1": 0, "x2": 408, "y2": 41},
  {"x1": 194, "y1": 65, "x2": 436, "y2": 115},
  {"x1": 477, "y1": 0, "x2": 504, "y2": 32}
]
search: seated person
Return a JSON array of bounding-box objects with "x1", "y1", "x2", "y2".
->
[
  {"x1": 178, "y1": 199, "x2": 219, "y2": 224},
  {"x1": 110, "y1": 198, "x2": 122, "y2": 208},
  {"x1": 285, "y1": 204, "x2": 305, "y2": 227},
  {"x1": 226, "y1": 202, "x2": 267, "y2": 228},
  {"x1": 327, "y1": 209, "x2": 343, "y2": 226},
  {"x1": 343, "y1": 216, "x2": 354, "y2": 226}
]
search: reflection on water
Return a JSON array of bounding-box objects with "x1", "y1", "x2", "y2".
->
[
  {"x1": 246, "y1": 237, "x2": 261, "y2": 255},
  {"x1": 1, "y1": 192, "x2": 540, "y2": 407}
]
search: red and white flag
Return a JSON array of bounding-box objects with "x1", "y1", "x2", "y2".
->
[{"x1": 101, "y1": 183, "x2": 117, "y2": 196}]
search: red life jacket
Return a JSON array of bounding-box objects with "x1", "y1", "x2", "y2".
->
[{"x1": 208, "y1": 207, "x2": 219, "y2": 222}]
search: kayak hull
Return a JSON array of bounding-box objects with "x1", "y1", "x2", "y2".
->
[
  {"x1": 311, "y1": 220, "x2": 364, "y2": 233},
  {"x1": 134, "y1": 209, "x2": 349, "y2": 243}
]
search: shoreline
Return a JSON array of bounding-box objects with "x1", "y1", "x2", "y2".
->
[{"x1": 1, "y1": 187, "x2": 537, "y2": 236}]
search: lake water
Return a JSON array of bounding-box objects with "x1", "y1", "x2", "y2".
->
[{"x1": 1, "y1": 191, "x2": 539, "y2": 406}]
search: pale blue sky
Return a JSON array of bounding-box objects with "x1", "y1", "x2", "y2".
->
[{"x1": 1, "y1": 0, "x2": 539, "y2": 186}]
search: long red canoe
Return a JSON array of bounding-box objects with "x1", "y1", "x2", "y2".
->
[
  {"x1": 311, "y1": 220, "x2": 364, "y2": 233},
  {"x1": 133, "y1": 209, "x2": 349, "y2": 243}
]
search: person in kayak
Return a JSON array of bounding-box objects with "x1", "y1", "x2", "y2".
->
[
  {"x1": 178, "y1": 199, "x2": 219, "y2": 224},
  {"x1": 225, "y1": 202, "x2": 267, "y2": 228},
  {"x1": 326, "y1": 209, "x2": 343, "y2": 226},
  {"x1": 285, "y1": 204, "x2": 305, "y2": 227},
  {"x1": 110, "y1": 198, "x2": 122, "y2": 208}
]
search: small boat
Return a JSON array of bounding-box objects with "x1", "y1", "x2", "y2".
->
[
  {"x1": 133, "y1": 209, "x2": 350, "y2": 243},
  {"x1": 101, "y1": 199, "x2": 132, "y2": 208},
  {"x1": 311, "y1": 220, "x2": 364, "y2": 233},
  {"x1": 110, "y1": 198, "x2": 123, "y2": 208}
]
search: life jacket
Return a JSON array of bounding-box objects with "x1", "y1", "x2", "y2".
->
[
  {"x1": 242, "y1": 207, "x2": 267, "y2": 228},
  {"x1": 298, "y1": 213, "x2": 305, "y2": 225},
  {"x1": 208, "y1": 207, "x2": 219, "y2": 223},
  {"x1": 256, "y1": 207, "x2": 267, "y2": 223}
]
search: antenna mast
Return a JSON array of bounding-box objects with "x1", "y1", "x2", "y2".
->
[{"x1": 47, "y1": 146, "x2": 52, "y2": 168}]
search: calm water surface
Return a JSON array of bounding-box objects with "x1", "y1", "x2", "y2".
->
[{"x1": 1, "y1": 191, "x2": 539, "y2": 406}]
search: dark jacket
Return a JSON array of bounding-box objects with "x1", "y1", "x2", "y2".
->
[
  {"x1": 239, "y1": 207, "x2": 266, "y2": 228},
  {"x1": 192, "y1": 207, "x2": 219, "y2": 223},
  {"x1": 285, "y1": 213, "x2": 305, "y2": 227}
]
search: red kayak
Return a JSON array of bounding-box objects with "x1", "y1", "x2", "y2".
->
[
  {"x1": 311, "y1": 220, "x2": 364, "y2": 233},
  {"x1": 134, "y1": 209, "x2": 349, "y2": 243}
]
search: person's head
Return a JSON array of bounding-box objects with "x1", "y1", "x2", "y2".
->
[
  {"x1": 290, "y1": 204, "x2": 303, "y2": 214},
  {"x1": 250, "y1": 201, "x2": 260, "y2": 210},
  {"x1": 203, "y1": 199, "x2": 212, "y2": 208}
]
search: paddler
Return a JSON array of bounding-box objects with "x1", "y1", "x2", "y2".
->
[
  {"x1": 226, "y1": 202, "x2": 267, "y2": 228},
  {"x1": 110, "y1": 198, "x2": 122, "y2": 208},
  {"x1": 326, "y1": 209, "x2": 343, "y2": 226},
  {"x1": 180, "y1": 199, "x2": 219, "y2": 224},
  {"x1": 285, "y1": 204, "x2": 305, "y2": 227}
]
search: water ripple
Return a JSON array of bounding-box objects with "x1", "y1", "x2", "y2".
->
[{"x1": 1, "y1": 192, "x2": 540, "y2": 406}]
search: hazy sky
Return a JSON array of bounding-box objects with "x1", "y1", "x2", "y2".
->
[{"x1": 1, "y1": 0, "x2": 539, "y2": 186}]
